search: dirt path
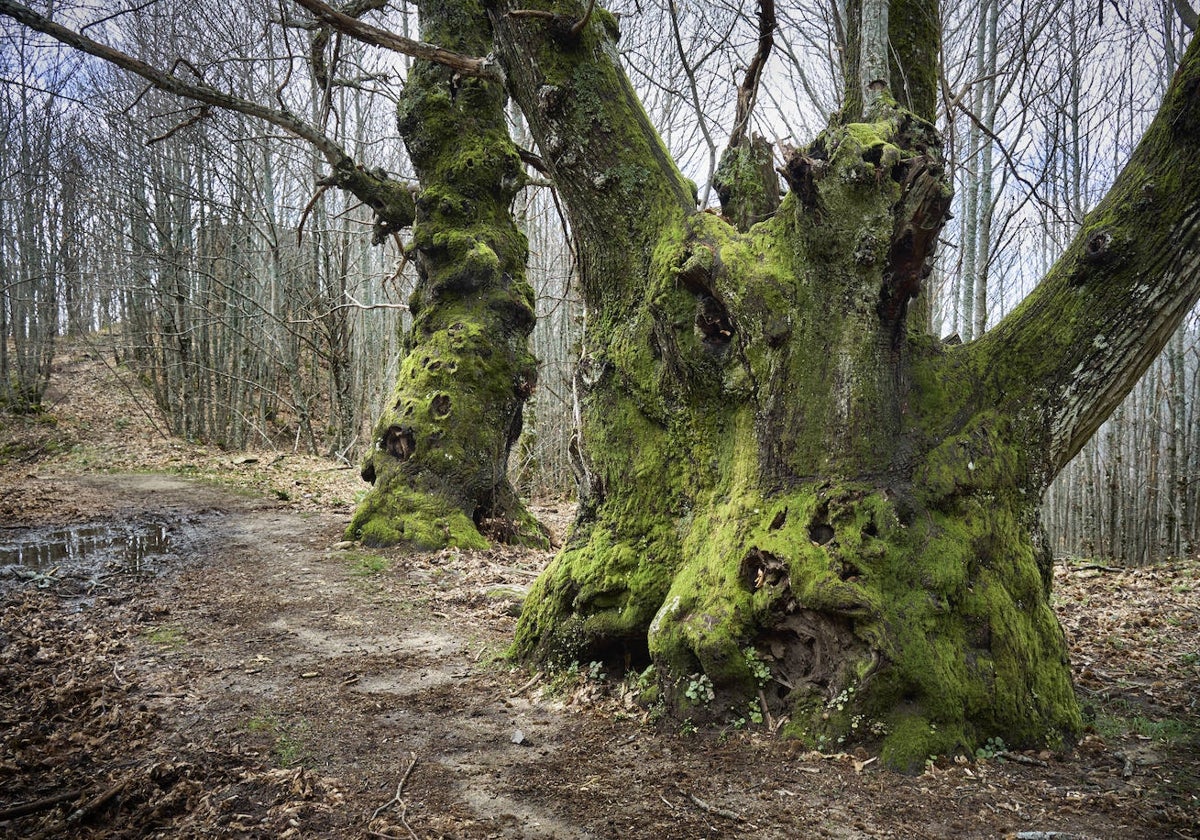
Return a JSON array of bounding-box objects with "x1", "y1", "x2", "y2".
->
[{"x1": 1, "y1": 470, "x2": 1196, "y2": 839}]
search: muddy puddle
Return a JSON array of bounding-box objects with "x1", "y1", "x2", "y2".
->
[{"x1": 0, "y1": 519, "x2": 177, "y2": 592}]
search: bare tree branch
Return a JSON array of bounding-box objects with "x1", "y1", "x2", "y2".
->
[
  {"x1": 728, "y1": 0, "x2": 776, "y2": 148},
  {"x1": 667, "y1": 0, "x2": 718, "y2": 205},
  {"x1": 145, "y1": 103, "x2": 211, "y2": 145},
  {"x1": 0, "y1": 0, "x2": 415, "y2": 239},
  {"x1": 289, "y1": 0, "x2": 504, "y2": 81},
  {"x1": 569, "y1": 0, "x2": 596, "y2": 38}
]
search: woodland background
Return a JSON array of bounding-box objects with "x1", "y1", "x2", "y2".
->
[{"x1": 2, "y1": 0, "x2": 1196, "y2": 564}]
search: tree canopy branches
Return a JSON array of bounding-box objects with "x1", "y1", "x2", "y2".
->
[{"x1": 0, "y1": 0, "x2": 415, "y2": 239}]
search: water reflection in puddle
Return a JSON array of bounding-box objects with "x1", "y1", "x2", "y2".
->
[{"x1": 0, "y1": 521, "x2": 175, "y2": 584}]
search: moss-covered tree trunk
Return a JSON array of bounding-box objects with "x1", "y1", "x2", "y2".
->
[
  {"x1": 488, "y1": 0, "x2": 1200, "y2": 769},
  {"x1": 348, "y1": 0, "x2": 547, "y2": 549}
]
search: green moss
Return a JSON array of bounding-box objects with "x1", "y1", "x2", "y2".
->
[
  {"x1": 712, "y1": 136, "x2": 780, "y2": 231},
  {"x1": 349, "y1": 484, "x2": 487, "y2": 550},
  {"x1": 508, "y1": 53, "x2": 1081, "y2": 769},
  {"x1": 348, "y1": 0, "x2": 545, "y2": 552}
]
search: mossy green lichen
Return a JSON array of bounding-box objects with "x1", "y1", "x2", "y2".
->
[
  {"x1": 349, "y1": 483, "x2": 488, "y2": 550},
  {"x1": 346, "y1": 0, "x2": 546, "y2": 551},
  {"x1": 512, "y1": 97, "x2": 1081, "y2": 769}
]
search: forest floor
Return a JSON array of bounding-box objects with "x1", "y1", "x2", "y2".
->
[{"x1": 0, "y1": 338, "x2": 1198, "y2": 840}]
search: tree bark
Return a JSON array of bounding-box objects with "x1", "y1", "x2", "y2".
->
[
  {"x1": 497, "y1": 0, "x2": 1200, "y2": 769},
  {"x1": 348, "y1": 0, "x2": 547, "y2": 549}
]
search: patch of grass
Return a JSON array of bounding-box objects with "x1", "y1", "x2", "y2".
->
[
  {"x1": 246, "y1": 714, "x2": 276, "y2": 735},
  {"x1": 344, "y1": 550, "x2": 391, "y2": 576},
  {"x1": 244, "y1": 713, "x2": 311, "y2": 767},
  {"x1": 144, "y1": 624, "x2": 186, "y2": 649},
  {"x1": 1095, "y1": 706, "x2": 1195, "y2": 743}
]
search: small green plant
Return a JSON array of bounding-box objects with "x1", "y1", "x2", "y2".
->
[
  {"x1": 743, "y1": 646, "x2": 771, "y2": 686},
  {"x1": 826, "y1": 685, "x2": 855, "y2": 712},
  {"x1": 683, "y1": 673, "x2": 714, "y2": 705},
  {"x1": 543, "y1": 660, "x2": 583, "y2": 697},
  {"x1": 632, "y1": 665, "x2": 656, "y2": 691},
  {"x1": 245, "y1": 713, "x2": 310, "y2": 767},
  {"x1": 274, "y1": 729, "x2": 307, "y2": 766},
  {"x1": 144, "y1": 624, "x2": 186, "y2": 649},
  {"x1": 347, "y1": 551, "x2": 390, "y2": 576},
  {"x1": 729, "y1": 700, "x2": 764, "y2": 730},
  {"x1": 975, "y1": 736, "x2": 1007, "y2": 759},
  {"x1": 679, "y1": 717, "x2": 697, "y2": 736},
  {"x1": 586, "y1": 660, "x2": 606, "y2": 681}
]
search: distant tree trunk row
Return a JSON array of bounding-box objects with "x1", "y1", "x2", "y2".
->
[
  {"x1": 1045, "y1": 322, "x2": 1200, "y2": 563},
  {"x1": 935, "y1": 0, "x2": 1198, "y2": 563}
]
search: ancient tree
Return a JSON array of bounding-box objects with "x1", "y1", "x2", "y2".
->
[
  {"x1": 6, "y1": 0, "x2": 1200, "y2": 769},
  {"x1": 490, "y1": 0, "x2": 1200, "y2": 769}
]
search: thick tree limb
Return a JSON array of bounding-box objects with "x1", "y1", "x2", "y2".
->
[
  {"x1": 0, "y1": 0, "x2": 414, "y2": 237},
  {"x1": 290, "y1": 0, "x2": 504, "y2": 81},
  {"x1": 1174, "y1": 0, "x2": 1199, "y2": 31},
  {"x1": 970, "y1": 33, "x2": 1200, "y2": 480},
  {"x1": 490, "y1": 0, "x2": 693, "y2": 307},
  {"x1": 859, "y1": 0, "x2": 890, "y2": 114}
]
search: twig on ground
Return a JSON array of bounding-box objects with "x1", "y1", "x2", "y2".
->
[
  {"x1": 999, "y1": 751, "x2": 1048, "y2": 767},
  {"x1": 756, "y1": 688, "x2": 775, "y2": 731},
  {"x1": 371, "y1": 752, "x2": 418, "y2": 820},
  {"x1": 511, "y1": 671, "x2": 542, "y2": 697},
  {"x1": 1068, "y1": 562, "x2": 1122, "y2": 573},
  {"x1": 0, "y1": 789, "x2": 85, "y2": 821},
  {"x1": 67, "y1": 777, "x2": 130, "y2": 823},
  {"x1": 676, "y1": 786, "x2": 756, "y2": 828}
]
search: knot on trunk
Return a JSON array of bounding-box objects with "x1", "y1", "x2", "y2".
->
[
  {"x1": 778, "y1": 144, "x2": 829, "y2": 210},
  {"x1": 383, "y1": 425, "x2": 416, "y2": 461},
  {"x1": 675, "y1": 240, "x2": 736, "y2": 356},
  {"x1": 878, "y1": 154, "x2": 952, "y2": 329}
]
